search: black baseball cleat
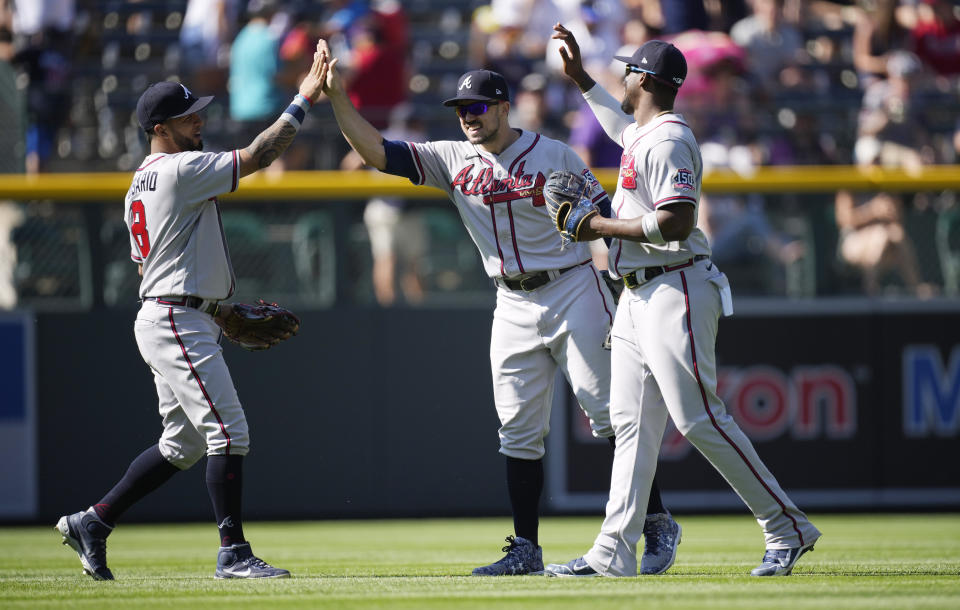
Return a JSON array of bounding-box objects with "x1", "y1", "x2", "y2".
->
[
  {"x1": 472, "y1": 535, "x2": 543, "y2": 576},
  {"x1": 55, "y1": 508, "x2": 114, "y2": 580},
  {"x1": 215, "y1": 542, "x2": 291, "y2": 579}
]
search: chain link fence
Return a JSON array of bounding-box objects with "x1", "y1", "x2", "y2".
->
[{"x1": 2, "y1": 189, "x2": 959, "y2": 312}]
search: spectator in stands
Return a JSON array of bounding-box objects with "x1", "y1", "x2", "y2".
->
[
  {"x1": 0, "y1": 201, "x2": 23, "y2": 309},
  {"x1": 0, "y1": 0, "x2": 11, "y2": 35},
  {"x1": 342, "y1": 104, "x2": 427, "y2": 306},
  {"x1": 544, "y1": 0, "x2": 625, "y2": 77},
  {"x1": 909, "y1": 0, "x2": 960, "y2": 78},
  {"x1": 469, "y1": 0, "x2": 555, "y2": 87},
  {"x1": 670, "y1": 29, "x2": 750, "y2": 144},
  {"x1": 856, "y1": 50, "x2": 932, "y2": 170},
  {"x1": 337, "y1": 0, "x2": 409, "y2": 129},
  {"x1": 658, "y1": 0, "x2": 710, "y2": 33},
  {"x1": 319, "y1": 0, "x2": 371, "y2": 60},
  {"x1": 179, "y1": 0, "x2": 240, "y2": 95},
  {"x1": 0, "y1": 22, "x2": 22, "y2": 307},
  {"x1": 509, "y1": 72, "x2": 566, "y2": 140},
  {"x1": 835, "y1": 187, "x2": 931, "y2": 297},
  {"x1": 852, "y1": 0, "x2": 910, "y2": 88},
  {"x1": 9, "y1": 0, "x2": 73, "y2": 40},
  {"x1": 730, "y1": 0, "x2": 807, "y2": 95},
  {"x1": 229, "y1": 0, "x2": 283, "y2": 123},
  {"x1": 11, "y1": 27, "x2": 72, "y2": 174},
  {"x1": 698, "y1": 141, "x2": 805, "y2": 293},
  {"x1": 836, "y1": 125, "x2": 935, "y2": 297}
]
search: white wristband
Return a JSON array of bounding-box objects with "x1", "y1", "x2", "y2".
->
[{"x1": 641, "y1": 211, "x2": 666, "y2": 244}]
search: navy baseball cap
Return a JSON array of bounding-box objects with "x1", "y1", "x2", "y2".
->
[
  {"x1": 136, "y1": 81, "x2": 214, "y2": 132},
  {"x1": 615, "y1": 40, "x2": 687, "y2": 89},
  {"x1": 442, "y1": 70, "x2": 510, "y2": 106}
]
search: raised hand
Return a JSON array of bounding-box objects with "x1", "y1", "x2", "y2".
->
[
  {"x1": 316, "y1": 38, "x2": 344, "y2": 96},
  {"x1": 298, "y1": 40, "x2": 327, "y2": 103},
  {"x1": 551, "y1": 23, "x2": 594, "y2": 91}
]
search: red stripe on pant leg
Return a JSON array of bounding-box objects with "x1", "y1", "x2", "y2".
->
[
  {"x1": 167, "y1": 308, "x2": 231, "y2": 453},
  {"x1": 588, "y1": 265, "x2": 614, "y2": 325},
  {"x1": 679, "y1": 271, "x2": 804, "y2": 545}
]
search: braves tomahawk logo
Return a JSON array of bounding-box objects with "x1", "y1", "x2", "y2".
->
[{"x1": 451, "y1": 161, "x2": 546, "y2": 206}]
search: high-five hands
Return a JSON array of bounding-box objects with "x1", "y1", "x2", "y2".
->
[{"x1": 298, "y1": 40, "x2": 329, "y2": 103}]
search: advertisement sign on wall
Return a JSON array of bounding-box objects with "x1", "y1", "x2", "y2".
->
[
  {"x1": 547, "y1": 311, "x2": 960, "y2": 512},
  {"x1": 0, "y1": 312, "x2": 36, "y2": 518}
]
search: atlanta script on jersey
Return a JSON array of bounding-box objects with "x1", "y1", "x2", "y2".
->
[{"x1": 387, "y1": 130, "x2": 606, "y2": 278}]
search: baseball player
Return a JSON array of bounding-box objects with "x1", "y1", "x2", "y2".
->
[
  {"x1": 54, "y1": 43, "x2": 328, "y2": 580},
  {"x1": 543, "y1": 25, "x2": 821, "y2": 577},
  {"x1": 315, "y1": 40, "x2": 682, "y2": 576}
]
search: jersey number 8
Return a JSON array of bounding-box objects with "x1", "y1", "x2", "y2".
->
[{"x1": 130, "y1": 200, "x2": 151, "y2": 258}]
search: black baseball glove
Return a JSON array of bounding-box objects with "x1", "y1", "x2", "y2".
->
[
  {"x1": 214, "y1": 299, "x2": 301, "y2": 351},
  {"x1": 543, "y1": 170, "x2": 599, "y2": 248}
]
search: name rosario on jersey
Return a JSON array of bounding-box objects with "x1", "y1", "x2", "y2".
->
[
  {"x1": 450, "y1": 161, "x2": 546, "y2": 206},
  {"x1": 129, "y1": 170, "x2": 158, "y2": 198}
]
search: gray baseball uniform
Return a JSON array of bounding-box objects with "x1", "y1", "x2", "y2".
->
[
  {"x1": 125, "y1": 150, "x2": 248, "y2": 468},
  {"x1": 386, "y1": 131, "x2": 615, "y2": 457},
  {"x1": 579, "y1": 85, "x2": 821, "y2": 576}
]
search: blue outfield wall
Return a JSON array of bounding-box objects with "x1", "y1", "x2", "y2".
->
[{"x1": 18, "y1": 303, "x2": 960, "y2": 524}]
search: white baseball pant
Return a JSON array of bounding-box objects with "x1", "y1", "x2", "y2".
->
[
  {"x1": 491, "y1": 263, "x2": 615, "y2": 460},
  {"x1": 134, "y1": 300, "x2": 250, "y2": 469},
  {"x1": 585, "y1": 258, "x2": 820, "y2": 576}
]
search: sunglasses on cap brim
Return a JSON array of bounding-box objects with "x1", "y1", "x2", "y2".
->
[
  {"x1": 456, "y1": 101, "x2": 499, "y2": 118},
  {"x1": 625, "y1": 65, "x2": 680, "y2": 89}
]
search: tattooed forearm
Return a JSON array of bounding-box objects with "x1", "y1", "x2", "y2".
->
[{"x1": 245, "y1": 119, "x2": 298, "y2": 169}]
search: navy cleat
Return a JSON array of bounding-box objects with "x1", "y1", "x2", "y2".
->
[
  {"x1": 640, "y1": 512, "x2": 682, "y2": 575},
  {"x1": 55, "y1": 507, "x2": 114, "y2": 581},
  {"x1": 750, "y1": 538, "x2": 819, "y2": 576},
  {"x1": 543, "y1": 556, "x2": 600, "y2": 577},
  {"x1": 472, "y1": 535, "x2": 543, "y2": 576},
  {"x1": 215, "y1": 542, "x2": 290, "y2": 579}
]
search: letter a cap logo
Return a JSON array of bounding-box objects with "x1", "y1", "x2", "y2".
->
[{"x1": 443, "y1": 70, "x2": 510, "y2": 106}]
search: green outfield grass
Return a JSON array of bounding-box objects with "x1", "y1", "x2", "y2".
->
[{"x1": 1, "y1": 514, "x2": 958, "y2": 609}]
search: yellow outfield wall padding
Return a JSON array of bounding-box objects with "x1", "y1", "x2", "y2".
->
[{"x1": 0, "y1": 165, "x2": 957, "y2": 201}]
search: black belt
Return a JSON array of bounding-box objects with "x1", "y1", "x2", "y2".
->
[
  {"x1": 497, "y1": 263, "x2": 580, "y2": 291},
  {"x1": 622, "y1": 255, "x2": 709, "y2": 289},
  {"x1": 144, "y1": 296, "x2": 221, "y2": 316}
]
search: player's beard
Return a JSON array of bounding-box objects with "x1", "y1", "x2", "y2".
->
[
  {"x1": 620, "y1": 97, "x2": 634, "y2": 115},
  {"x1": 172, "y1": 130, "x2": 203, "y2": 152}
]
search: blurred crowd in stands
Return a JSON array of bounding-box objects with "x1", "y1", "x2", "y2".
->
[
  {"x1": 1, "y1": 0, "x2": 959, "y2": 304},
  {"x1": 2, "y1": 0, "x2": 957, "y2": 172}
]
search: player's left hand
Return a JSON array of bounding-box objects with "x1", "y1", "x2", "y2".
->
[
  {"x1": 214, "y1": 299, "x2": 301, "y2": 351},
  {"x1": 544, "y1": 170, "x2": 599, "y2": 248}
]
